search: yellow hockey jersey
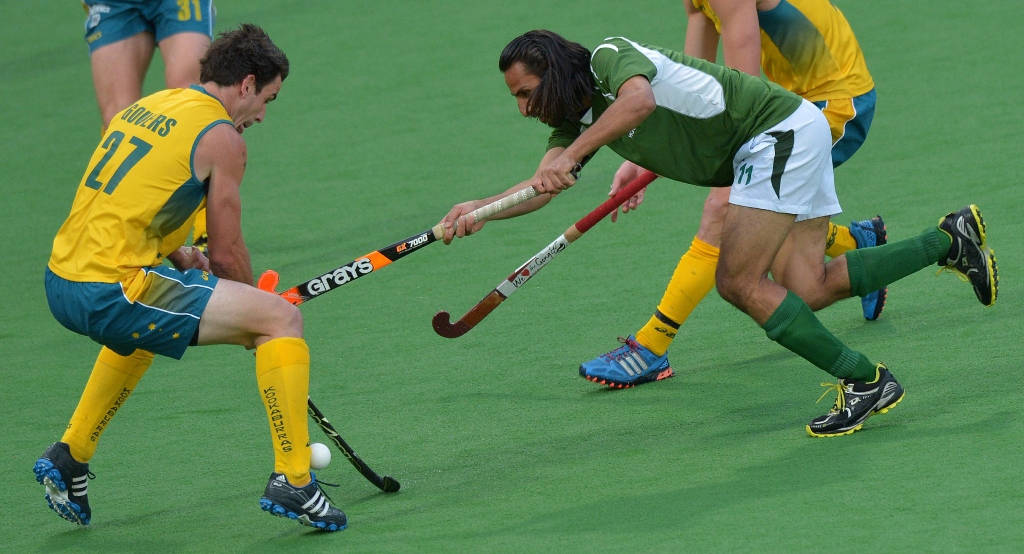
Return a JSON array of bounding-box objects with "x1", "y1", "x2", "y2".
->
[
  {"x1": 50, "y1": 86, "x2": 233, "y2": 283},
  {"x1": 692, "y1": 0, "x2": 874, "y2": 100}
]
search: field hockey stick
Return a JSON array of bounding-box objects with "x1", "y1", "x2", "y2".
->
[
  {"x1": 308, "y1": 397, "x2": 401, "y2": 492},
  {"x1": 432, "y1": 170, "x2": 659, "y2": 338},
  {"x1": 257, "y1": 160, "x2": 592, "y2": 304}
]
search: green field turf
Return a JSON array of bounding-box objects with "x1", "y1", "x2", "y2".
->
[{"x1": 2, "y1": 1, "x2": 1022, "y2": 552}]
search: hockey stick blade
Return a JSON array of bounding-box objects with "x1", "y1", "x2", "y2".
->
[
  {"x1": 307, "y1": 397, "x2": 400, "y2": 493},
  {"x1": 433, "y1": 170, "x2": 658, "y2": 338},
  {"x1": 431, "y1": 311, "x2": 468, "y2": 338}
]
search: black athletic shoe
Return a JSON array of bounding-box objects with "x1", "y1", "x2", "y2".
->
[
  {"x1": 260, "y1": 473, "x2": 347, "y2": 532},
  {"x1": 33, "y1": 442, "x2": 93, "y2": 525},
  {"x1": 806, "y1": 364, "x2": 905, "y2": 437},
  {"x1": 938, "y1": 204, "x2": 998, "y2": 307}
]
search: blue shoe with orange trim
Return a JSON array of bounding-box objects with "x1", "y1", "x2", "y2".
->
[
  {"x1": 579, "y1": 336, "x2": 674, "y2": 389},
  {"x1": 849, "y1": 216, "x2": 888, "y2": 320}
]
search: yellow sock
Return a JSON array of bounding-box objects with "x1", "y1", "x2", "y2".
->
[
  {"x1": 255, "y1": 337, "x2": 312, "y2": 486},
  {"x1": 825, "y1": 222, "x2": 858, "y2": 258},
  {"x1": 62, "y1": 347, "x2": 154, "y2": 463},
  {"x1": 635, "y1": 237, "x2": 719, "y2": 356}
]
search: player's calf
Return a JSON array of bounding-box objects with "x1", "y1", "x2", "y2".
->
[{"x1": 849, "y1": 216, "x2": 888, "y2": 320}]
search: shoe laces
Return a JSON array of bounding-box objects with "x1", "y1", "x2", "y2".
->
[
  {"x1": 816, "y1": 382, "x2": 849, "y2": 412},
  {"x1": 310, "y1": 475, "x2": 340, "y2": 506},
  {"x1": 936, "y1": 265, "x2": 970, "y2": 282},
  {"x1": 599, "y1": 336, "x2": 641, "y2": 362}
]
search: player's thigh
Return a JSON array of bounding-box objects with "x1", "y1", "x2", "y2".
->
[
  {"x1": 717, "y1": 205, "x2": 796, "y2": 321},
  {"x1": 696, "y1": 186, "x2": 731, "y2": 247},
  {"x1": 197, "y1": 278, "x2": 302, "y2": 349},
  {"x1": 772, "y1": 217, "x2": 828, "y2": 291},
  {"x1": 158, "y1": 32, "x2": 210, "y2": 88},
  {"x1": 89, "y1": 33, "x2": 156, "y2": 126}
]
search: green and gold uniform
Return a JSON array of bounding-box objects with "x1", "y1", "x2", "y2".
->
[
  {"x1": 46, "y1": 85, "x2": 231, "y2": 359},
  {"x1": 691, "y1": 0, "x2": 875, "y2": 164}
]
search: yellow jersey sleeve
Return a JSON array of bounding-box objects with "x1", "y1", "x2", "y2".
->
[{"x1": 49, "y1": 87, "x2": 233, "y2": 283}]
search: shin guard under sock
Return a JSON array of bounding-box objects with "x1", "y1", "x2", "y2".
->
[
  {"x1": 636, "y1": 237, "x2": 719, "y2": 356},
  {"x1": 762, "y1": 291, "x2": 876, "y2": 381},
  {"x1": 62, "y1": 347, "x2": 154, "y2": 462},
  {"x1": 255, "y1": 337, "x2": 312, "y2": 486}
]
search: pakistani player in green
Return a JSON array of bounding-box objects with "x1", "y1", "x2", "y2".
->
[{"x1": 439, "y1": 30, "x2": 997, "y2": 437}]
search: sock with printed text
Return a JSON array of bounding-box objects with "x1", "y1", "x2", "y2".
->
[
  {"x1": 62, "y1": 347, "x2": 154, "y2": 463},
  {"x1": 255, "y1": 337, "x2": 312, "y2": 487}
]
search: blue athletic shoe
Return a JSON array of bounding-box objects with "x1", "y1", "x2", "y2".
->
[
  {"x1": 579, "y1": 336, "x2": 674, "y2": 389},
  {"x1": 34, "y1": 442, "x2": 93, "y2": 525},
  {"x1": 849, "y1": 216, "x2": 888, "y2": 320},
  {"x1": 260, "y1": 472, "x2": 347, "y2": 532}
]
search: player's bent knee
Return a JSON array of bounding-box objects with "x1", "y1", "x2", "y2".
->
[
  {"x1": 715, "y1": 271, "x2": 753, "y2": 311},
  {"x1": 267, "y1": 296, "x2": 304, "y2": 338}
]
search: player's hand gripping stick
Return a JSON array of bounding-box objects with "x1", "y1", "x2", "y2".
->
[{"x1": 432, "y1": 170, "x2": 659, "y2": 338}]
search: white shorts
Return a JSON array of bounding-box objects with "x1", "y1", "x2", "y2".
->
[{"x1": 728, "y1": 99, "x2": 840, "y2": 222}]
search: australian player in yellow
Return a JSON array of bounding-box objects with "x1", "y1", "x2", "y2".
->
[
  {"x1": 35, "y1": 25, "x2": 346, "y2": 532},
  {"x1": 581, "y1": 0, "x2": 887, "y2": 389}
]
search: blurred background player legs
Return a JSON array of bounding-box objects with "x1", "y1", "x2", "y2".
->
[{"x1": 83, "y1": 0, "x2": 214, "y2": 251}]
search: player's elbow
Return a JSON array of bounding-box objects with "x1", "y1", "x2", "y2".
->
[
  {"x1": 209, "y1": 251, "x2": 249, "y2": 284},
  {"x1": 633, "y1": 92, "x2": 657, "y2": 119}
]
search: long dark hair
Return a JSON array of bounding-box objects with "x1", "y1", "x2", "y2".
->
[
  {"x1": 200, "y1": 24, "x2": 290, "y2": 92},
  {"x1": 499, "y1": 30, "x2": 593, "y2": 127}
]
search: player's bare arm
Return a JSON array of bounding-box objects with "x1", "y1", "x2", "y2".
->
[
  {"x1": 194, "y1": 123, "x2": 255, "y2": 285},
  {"x1": 705, "y1": 0, "x2": 763, "y2": 75},
  {"x1": 440, "y1": 148, "x2": 564, "y2": 244},
  {"x1": 538, "y1": 75, "x2": 655, "y2": 195},
  {"x1": 683, "y1": 0, "x2": 722, "y2": 62}
]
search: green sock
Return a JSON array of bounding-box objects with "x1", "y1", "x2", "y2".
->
[
  {"x1": 762, "y1": 291, "x2": 877, "y2": 381},
  {"x1": 846, "y1": 226, "x2": 952, "y2": 298}
]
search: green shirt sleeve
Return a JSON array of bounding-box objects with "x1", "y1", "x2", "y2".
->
[
  {"x1": 547, "y1": 118, "x2": 581, "y2": 151},
  {"x1": 591, "y1": 37, "x2": 658, "y2": 97}
]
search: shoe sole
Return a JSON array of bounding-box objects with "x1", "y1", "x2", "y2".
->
[
  {"x1": 584, "y1": 367, "x2": 674, "y2": 389},
  {"x1": 34, "y1": 459, "x2": 89, "y2": 525},
  {"x1": 259, "y1": 497, "x2": 346, "y2": 532},
  {"x1": 965, "y1": 205, "x2": 998, "y2": 306},
  {"x1": 805, "y1": 390, "x2": 906, "y2": 438}
]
